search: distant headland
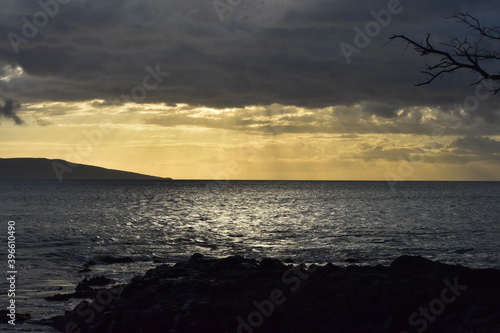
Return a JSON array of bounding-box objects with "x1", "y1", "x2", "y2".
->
[{"x1": 0, "y1": 158, "x2": 171, "y2": 181}]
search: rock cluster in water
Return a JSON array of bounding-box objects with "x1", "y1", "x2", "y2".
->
[{"x1": 40, "y1": 254, "x2": 500, "y2": 333}]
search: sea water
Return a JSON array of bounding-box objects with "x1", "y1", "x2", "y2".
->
[{"x1": 1, "y1": 180, "x2": 499, "y2": 331}]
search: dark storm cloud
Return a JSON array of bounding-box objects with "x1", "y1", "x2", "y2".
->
[
  {"x1": 351, "y1": 135, "x2": 500, "y2": 164},
  {"x1": 0, "y1": 0, "x2": 499, "y2": 126},
  {"x1": 448, "y1": 136, "x2": 500, "y2": 154},
  {"x1": 0, "y1": 97, "x2": 24, "y2": 125},
  {"x1": 433, "y1": 136, "x2": 500, "y2": 163},
  {"x1": 144, "y1": 103, "x2": 500, "y2": 136}
]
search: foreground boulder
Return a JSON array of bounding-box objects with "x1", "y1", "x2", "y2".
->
[{"x1": 46, "y1": 254, "x2": 500, "y2": 333}]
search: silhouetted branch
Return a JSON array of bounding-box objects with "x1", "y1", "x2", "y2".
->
[{"x1": 390, "y1": 12, "x2": 500, "y2": 94}]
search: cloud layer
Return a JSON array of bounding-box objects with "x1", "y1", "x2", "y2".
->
[
  {"x1": 0, "y1": 0, "x2": 499, "y2": 115},
  {"x1": 0, "y1": 97, "x2": 23, "y2": 124},
  {"x1": 0, "y1": 0, "x2": 499, "y2": 180}
]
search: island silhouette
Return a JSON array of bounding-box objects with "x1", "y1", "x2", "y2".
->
[{"x1": 0, "y1": 158, "x2": 170, "y2": 180}]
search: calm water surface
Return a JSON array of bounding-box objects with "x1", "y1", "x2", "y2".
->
[{"x1": 1, "y1": 180, "x2": 499, "y2": 331}]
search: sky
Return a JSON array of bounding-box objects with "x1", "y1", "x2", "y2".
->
[{"x1": 0, "y1": 0, "x2": 499, "y2": 180}]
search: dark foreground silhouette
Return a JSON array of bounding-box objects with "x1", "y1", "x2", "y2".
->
[
  {"x1": 0, "y1": 158, "x2": 170, "y2": 180},
  {"x1": 39, "y1": 254, "x2": 500, "y2": 333}
]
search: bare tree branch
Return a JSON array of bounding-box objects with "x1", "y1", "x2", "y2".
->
[
  {"x1": 450, "y1": 12, "x2": 500, "y2": 41},
  {"x1": 389, "y1": 12, "x2": 500, "y2": 94}
]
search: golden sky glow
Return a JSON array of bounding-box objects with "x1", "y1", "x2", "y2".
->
[
  {"x1": 1, "y1": 2, "x2": 499, "y2": 180},
  {"x1": 1, "y1": 100, "x2": 499, "y2": 181}
]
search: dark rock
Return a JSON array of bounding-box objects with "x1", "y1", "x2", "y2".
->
[
  {"x1": 47, "y1": 276, "x2": 115, "y2": 301},
  {"x1": 82, "y1": 256, "x2": 134, "y2": 269},
  {"x1": 259, "y1": 257, "x2": 286, "y2": 269},
  {"x1": 44, "y1": 255, "x2": 500, "y2": 333},
  {"x1": 344, "y1": 258, "x2": 359, "y2": 263},
  {"x1": 86, "y1": 276, "x2": 116, "y2": 286},
  {"x1": 189, "y1": 253, "x2": 204, "y2": 261},
  {"x1": 76, "y1": 281, "x2": 94, "y2": 292},
  {"x1": 45, "y1": 289, "x2": 98, "y2": 301}
]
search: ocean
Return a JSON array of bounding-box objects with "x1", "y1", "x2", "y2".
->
[{"x1": 1, "y1": 180, "x2": 499, "y2": 332}]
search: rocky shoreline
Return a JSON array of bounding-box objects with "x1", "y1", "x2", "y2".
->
[{"x1": 35, "y1": 254, "x2": 500, "y2": 333}]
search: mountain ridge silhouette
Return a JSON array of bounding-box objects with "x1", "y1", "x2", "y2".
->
[{"x1": 0, "y1": 158, "x2": 171, "y2": 180}]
